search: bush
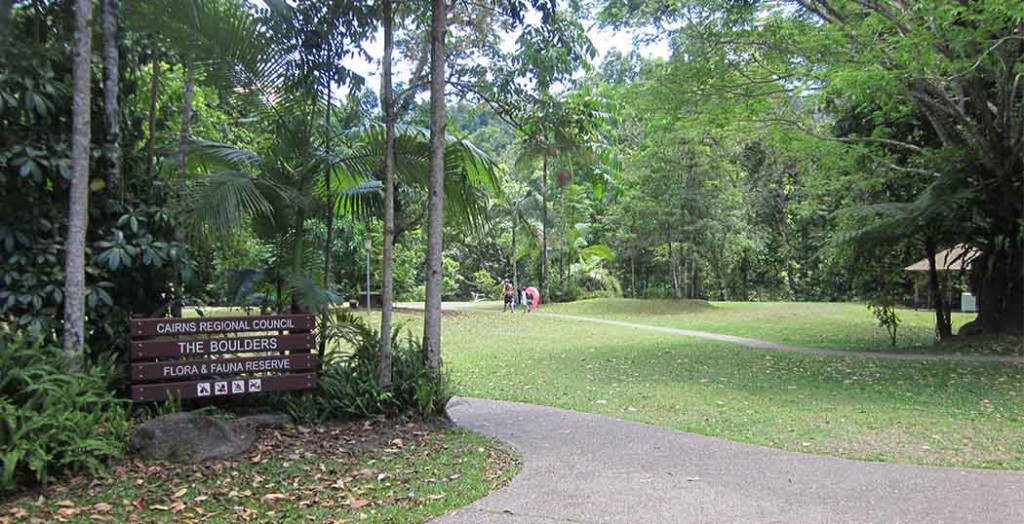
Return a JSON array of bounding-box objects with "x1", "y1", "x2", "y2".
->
[
  {"x1": 0, "y1": 333, "x2": 129, "y2": 493},
  {"x1": 276, "y1": 313, "x2": 452, "y2": 424}
]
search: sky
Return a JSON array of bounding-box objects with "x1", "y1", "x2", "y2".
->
[{"x1": 340, "y1": 19, "x2": 671, "y2": 97}]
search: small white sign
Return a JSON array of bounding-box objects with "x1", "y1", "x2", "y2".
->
[
  {"x1": 196, "y1": 383, "x2": 211, "y2": 397},
  {"x1": 214, "y1": 381, "x2": 228, "y2": 395},
  {"x1": 231, "y1": 380, "x2": 246, "y2": 394},
  {"x1": 248, "y1": 378, "x2": 262, "y2": 392}
]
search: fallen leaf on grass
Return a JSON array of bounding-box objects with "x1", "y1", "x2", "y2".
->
[
  {"x1": 262, "y1": 493, "x2": 291, "y2": 503},
  {"x1": 91, "y1": 503, "x2": 111, "y2": 513},
  {"x1": 347, "y1": 498, "x2": 371, "y2": 509},
  {"x1": 172, "y1": 488, "x2": 188, "y2": 498},
  {"x1": 55, "y1": 501, "x2": 75, "y2": 508}
]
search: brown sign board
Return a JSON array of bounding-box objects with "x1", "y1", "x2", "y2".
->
[
  {"x1": 130, "y1": 314, "x2": 314, "y2": 338},
  {"x1": 127, "y1": 314, "x2": 319, "y2": 403},
  {"x1": 131, "y1": 354, "x2": 319, "y2": 383},
  {"x1": 130, "y1": 373, "x2": 317, "y2": 403},
  {"x1": 130, "y1": 333, "x2": 315, "y2": 360}
]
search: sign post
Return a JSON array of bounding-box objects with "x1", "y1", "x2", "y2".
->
[{"x1": 128, "y1": 314, "x2": 318, "y2": 403}]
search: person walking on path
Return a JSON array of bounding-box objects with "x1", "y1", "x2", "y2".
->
[{"x1": 503, "y1": 281, "x2": 515, "y2": 312}]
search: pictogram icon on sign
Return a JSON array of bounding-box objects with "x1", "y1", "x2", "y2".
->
[
  {"x1": 197, "y1": 383, "x2": 211, "y2": 396},
  {"x1": 232, "y1": 380, "x2": 245, "y2": 394},
  {"x1": 248, "y1": 378, "x2": 262, "y2": 392},
  {"x1": 214, "y1": 381, "x2": 228, "y2": 395}
]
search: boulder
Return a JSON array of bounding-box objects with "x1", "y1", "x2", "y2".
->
[{"x1": 129, "y1": 412, "x2": 287, "y2": 463}]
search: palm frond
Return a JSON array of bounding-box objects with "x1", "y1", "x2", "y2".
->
[{"x1": 187, "y1": 170, "x2": 278, "y2": 234}]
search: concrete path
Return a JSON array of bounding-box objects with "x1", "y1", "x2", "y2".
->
[
  {"x1": 433, "y1": 398, "x2": 1024, "y2": 524},
  {"x1": 541, "y1": 313, "x2": 1024, "y2": 364}
]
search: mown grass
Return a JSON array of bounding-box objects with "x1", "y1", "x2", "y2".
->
[
  {"x1": 406, "y1": 308, "x2": 1024, "y2": 470},
  {"x1": 544, "y1": 299, "x2": 1022, "y2": 355},
  {"x1": 1, "y1": 428, "x2": 518, "y2": 524}
]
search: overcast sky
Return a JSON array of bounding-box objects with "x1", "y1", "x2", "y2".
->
[{"x1": 340, "y1": 21, "x2": 670, "y2": 97}]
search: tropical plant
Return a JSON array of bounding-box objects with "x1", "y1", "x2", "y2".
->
[{"x1": 0, "y1": 333, "x2": 129, "y2": 492}]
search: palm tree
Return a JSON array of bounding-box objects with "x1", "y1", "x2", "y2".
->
[
  {"x1": 62, "y1": 0, "x2": 93, "y2": 368},
  {"x1": 186, "y1": 123, "x2": 498, "y2": 308}
]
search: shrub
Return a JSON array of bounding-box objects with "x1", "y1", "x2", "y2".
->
[
  {"x1": 0, "y1": 333, "x2": 129, "y2": 493},
  {"x1": 276, "y1": 313, "x2": 452, "y2": 424}
]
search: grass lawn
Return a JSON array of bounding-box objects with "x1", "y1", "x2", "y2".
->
[
  {"x1": 365, "y1": 307, "x2": 1024, "y2": 470},
  {"x1": 544, "y1": 299, "x2": 1022, "y2": 355},
  {"x1": 1, "y1": 421, "x2": 518, "y2": 524}
]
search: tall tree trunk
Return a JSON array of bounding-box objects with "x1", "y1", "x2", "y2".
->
[
  {"x1": 669, "y1": 240, "x2": 682, "y2": 298},
  {"x1": 422, "y1": 0, "x2": 447, "y2": 376},
  {"x1": 379, "y1": 0, "x2": 396, "y2": 389},
  {"x1": 0, "y1": 0, "x2": 11, "y2": 40},
  {"x1": 630, "y1": 255, "x2": 636, "y2": 298},
  {"x1": 540, "y1": 156, "x2": 549, "y2": 302},
  {"x1": 177, "y1": 62, "x2": 194, "y2": 179},
  {"x1": 924, "y1": 240, "x2": 952, "y2": 341},
  {"x1": 145, "y1": 59, "x2": 160, "y2": 178},
  {"x1": 101, "y1": 0, "x2": 120, "y2": 194},
  {"x1": 320, "y1": 78, "x2": 333, "y2": 356},
  {"x1": 511, "y1": 210, "x2": 518, "y2": 290},
  {"x1": 62, "y1": 0, "x2": 93, "y2": 368}
]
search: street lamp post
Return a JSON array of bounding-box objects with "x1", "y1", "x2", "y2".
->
[{"x1": 363, "y1": 236, "x2": 372, "y2": 311}]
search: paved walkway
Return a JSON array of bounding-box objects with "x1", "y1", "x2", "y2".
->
[
  {"x1": 541, "y1": 313, "x2": 1024, "y2": 364},
  {"x1": 433, "y1": 398, "x2": 1024, "y2": 524}
]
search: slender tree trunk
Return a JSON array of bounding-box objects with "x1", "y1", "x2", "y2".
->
[
  {"x1": 511, "y1": 210, "x2": 518, "y2": 290},
  {"x1": 630, "y1": 255, "x2": 636, "y2": 298},
  {"x1": 320, "y1": 78, "x2": 333, "y2": 356},
  {"x1": 379, "y1": 0, "x2": 396, "y2": 389},
  {"x1": 62, "y1": 0, "x2": 93, "y2": 368},
  {"x1": 422, "y1": 0, "x2": 447, "y2": 376},
  {"x1": 177, "y1": 62, "x2": 194, "y2": 179},
  {"x1": 669, "y1": 240, "x2": 682, "y2": 298},
  {"x1": 0, "y1": 0, "x2": 11, "y2": 41},
  {"x1": 145, "y1": 59, "x2": 160, "y2": 178},
  {"x1": 540, "y1": 156, "x2": 549, "y2": 302},
  {"x1": 924, "y1": 240, "x2": 952, "y2": 341},
  {"x1": 691, "y1": 251, "x2": 700, "y2": 299},
  {"x1": 101, "y1": 0, "x2": 120, "y2": 194}
]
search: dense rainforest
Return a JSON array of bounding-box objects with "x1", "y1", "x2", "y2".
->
[{"x1": 1, "y1": 0, "x2": 1021, "y2": 366}]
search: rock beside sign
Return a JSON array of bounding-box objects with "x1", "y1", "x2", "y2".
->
[{"x1": 129, "y1": 412, "x2": 290, "y2": 463}]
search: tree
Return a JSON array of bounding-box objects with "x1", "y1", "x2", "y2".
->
[
  {"x1": 379, "y1": 0, "x2": 396, "y2": 388},
  {"x1": 602, "y1": 0, "x2": 1023, "y2": 332},
  {"x1": 422, "y1": 0, "x2": 447, "y2": 376},
  {"x1": 61, "y1": 0, "x2": 93, "y2": 366},
  {"x1": 101, "y1": 0, "x2": 120, "y2": 193}
]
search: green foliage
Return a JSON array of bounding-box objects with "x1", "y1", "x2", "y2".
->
[
  {"x1": 868, "y1": 301, "x2": 901, "y2": 347},
  {"x1": 277, "y1": 313, "x2": 452, "y2": 424},
  {"x1": 0, "y1": 333, "x2": 129, "y2": 493},
  {"x1": 1, "y1": 15, "x2": 187, "y2": 356}
]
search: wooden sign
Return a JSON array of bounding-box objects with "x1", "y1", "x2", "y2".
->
[
  {"x1": 130, "y1": 354, "x2": 318, "y2": 382},
  {"x1": 128, "y1": 314, "x2": 318, "y2": 403},
  {"x1": 130, "y1": 314, "x2": 315, "y2": 337},
  {"x1": 130, "y1": 333, "x2": 315, "y2": 360},
  {"x1": 131, "y1": 373, "x2": 317, "y2": 403}
]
